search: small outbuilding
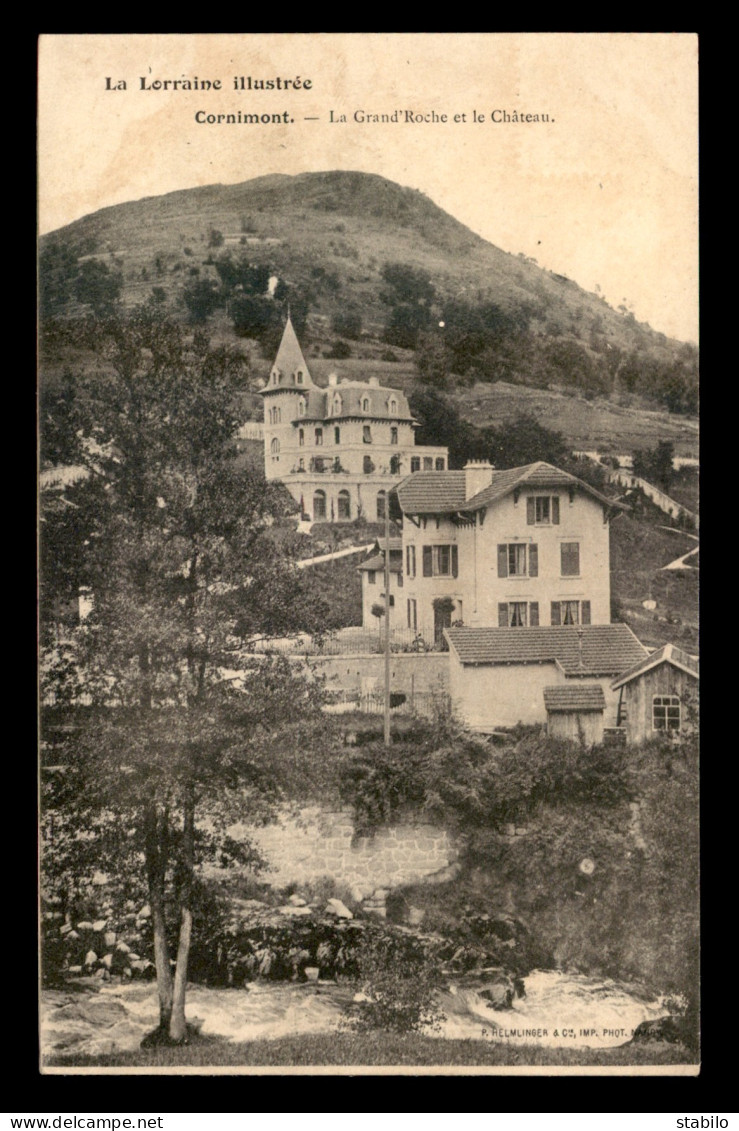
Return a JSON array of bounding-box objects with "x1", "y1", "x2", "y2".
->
[
  {"x1": 543, "y1": 683, "x2": 606, "y2": 744},
  {"x1": 611, "y1": 642, "x2": 699, "y2": 745}
]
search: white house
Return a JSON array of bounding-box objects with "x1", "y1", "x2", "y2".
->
[
  {"x1": 395, "y1": 459, "x2": 621, "y2": 645},
  {"x1": 261, "y1": 317, "x2": 448, "y2": 522},
  {"x1": 445, "y1": 623, "x2": 648, "y2": 731},
  {"x1": 357, "y1": 537, "x2": 405, "y2": 632}
]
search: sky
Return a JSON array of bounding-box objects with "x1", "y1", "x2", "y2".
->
[{"x1": 38, "y1": 33, "x2": 698, "y2": 343}]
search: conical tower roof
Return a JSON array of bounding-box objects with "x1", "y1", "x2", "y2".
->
[{"x1": 270, "y1": 315, "x2": 313, "y2": 386}]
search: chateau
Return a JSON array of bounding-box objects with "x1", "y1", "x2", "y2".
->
[{"x1": 261, "y1": 318, "x2": 447, "y2": 522}]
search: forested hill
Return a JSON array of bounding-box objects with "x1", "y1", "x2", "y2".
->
[{"x1": 39, "y1": 170, "x2": 698, "y2": 419}]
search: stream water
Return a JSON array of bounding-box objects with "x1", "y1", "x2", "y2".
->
[{"x1": 42, "y1": 970, "x2": 668, "y2": 1059}]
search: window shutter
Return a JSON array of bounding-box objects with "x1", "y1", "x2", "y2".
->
[
  {"x1": 529, "y1": 544, "x2": 538, "y2": 577},
  {"x1": 526, "y1": 498, "x2": 535, "y2": 525},
  {"x1": 551, "y1": 602, "x2": 561, "y2": 626},
  {"x1": 451, "y1": 545, "x2": 458, "y2": 577},
  {"x1": 498, "y1": 603, "x2": 508, "y2": 627},
  {"x1": 581, "y1": 600, "x2": 591, "y2": 624},
  {"x1": 497, "y1": 545, "x2": 508, "y2": 577},
  {"x1": 422, "y1": 546, "x2": 432, "y2": 577},
  {"x1": 530, "y1": 602, "x2": 539, "y2": 626},
  {"x1": 552, "y1": 497, "x2": 560, "y2": 524}
]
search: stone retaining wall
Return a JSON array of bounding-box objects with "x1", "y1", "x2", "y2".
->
[{"x1": 229, "y1": 805, "x2": 458, "y2": 896}]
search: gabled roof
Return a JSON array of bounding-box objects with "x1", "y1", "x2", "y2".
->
[
  {"x1": 357, "y1": 553, "x2": 402, "y2": 573},
  {"x1": 396, "y1": 461, "x2": 622, "y2": 516},
  {"x1": 543, "y1": 684, "x2": 606, "y2": 712},
  {"x1": 445, "y1": 624, "x2": 648, "y2": 676},
  {"x1": 611, "y1": 643, "x2": 699, "y2": 690},
  {"x1": 396, "y1": 471, "x2": 467, "y2": 513},
  {"x1": 375, "y1": 537, "x2": 403, "y2": 553}
]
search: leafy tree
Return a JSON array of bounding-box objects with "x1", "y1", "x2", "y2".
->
[
  {"x1": 633, "y1": 440, "x2": 675, "y2": 493},
  {"x1": 488, "y1": 413, "x2": 569, "y2": 469},
  {"x1": 73, "y1": 258, "x2": 123, "y2": 316},
  {"x1": 331, "y1": 309, "x2": 362, "y2": 340},
  {"x1": 182, "y1": 278, "x2": 221, "y2": 324},
  {"x1": 39, "y1": 311, "x2": 332, "y2": 1044}
]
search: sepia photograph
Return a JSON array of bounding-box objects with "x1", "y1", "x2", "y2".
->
[{"x1": 38, "y1": 33, "x2": 699, "y2": 1075}]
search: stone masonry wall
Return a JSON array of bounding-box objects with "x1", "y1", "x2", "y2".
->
[{"x1": 230, "y1": 805, "x2": 458, "y2": 897}]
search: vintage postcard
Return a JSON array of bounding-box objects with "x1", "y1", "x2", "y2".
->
[{"x1": 38, "y1": 33, "x2": 699, "y2": 1076}]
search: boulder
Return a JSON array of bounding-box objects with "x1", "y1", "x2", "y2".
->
[
  {"x1": 408, "y1": 906, "x2": 426, "y2": 926},
  {"x1": 288, "y1": 895, "x2": 308, "y2": 907},
  {"x1": 60, "y1": 923, "x2": 73, "y2": 936},
  {"x1": 83, "y1": 950, "x2": 97, "y2": 967},
  {"x1": 77, "y1": 921, "x2": 94, "y2": 931},
  {"x1": 138, "y1": 905, "x2": 151, "y2": 919},
  {"x1": 66, "y1": 930, "x2": 80, "y2": 941},
  {"x1": 104, "y1": 931, "x2": 117, "y2": 948},
  {"x1": 325, "y1": 899, "x2": 353, "y2": 919},
  {"x1": 115, "y1": 941, "x2": 131, "y2": 954},
  {"x1": 277, "y1": 905, "x2": 312, "y2": 916},
  {"x1": 100, "y1": 953, "x2": 113, "y2": 969},
  {"x1": 478, "y1": 975, "x2": 516, "y2": 1010},
  {"x1": 67, "y1": 965, "x2": 82, "y2": 975}
]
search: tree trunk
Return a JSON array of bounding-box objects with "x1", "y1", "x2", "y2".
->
[
  {"x1": 144, "y1": 802, "x2": 173, "y2": 1034},
  {"x1": 169, "y1": 782, "x2": 195, "y2": 1043}
]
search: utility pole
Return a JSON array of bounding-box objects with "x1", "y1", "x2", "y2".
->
[{"x1": 384, "y1": 495, "x2": 391, "y2": 748}]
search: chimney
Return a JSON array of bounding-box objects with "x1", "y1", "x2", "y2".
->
[
  {"x1": 328, "y1": 373, "x2": 338, "y2": 386},
  {"x1": 368, "y1": 377, "x2": 380, "y2": 387},
  {"x1": 464, "y1": 460, "x2": 495, "y2": 500}
]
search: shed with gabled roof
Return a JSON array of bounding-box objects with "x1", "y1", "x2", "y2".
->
[
  {"x1": 543, "y1": 683, "x2": 606, "y2": 743},
  {"x1": 610, "y1": 642, "x2": 698, "y2": 745}
]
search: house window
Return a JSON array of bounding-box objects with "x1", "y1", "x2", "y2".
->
[
  {"x1": 315, "y1": 428, "x2": 323, "y2": 446},
  {"x1": 653, "y1": 695, "x2": 681, "y2": 732},
  {"x1": 406, "y1": 545, "x2": 416, "y2": 578},
  {"x1": 390, "y1": 455, "x2": 401, "y2": 474},
  {"x1": 497, "y1": 543, "x2": 538, "y2": 578},
  {"x1": 527, "y1": 495, "x2": 560, "y2": 525},
  {"x1": 560, "y1": 542, "x2": 580, "y2": 576},
  {"x1": 407, "y1": 598, "x2": 417, "y2": 630},
  {"x1": 313, "y1": 490, "x2": 326, "y2": 520},
  {"x1": 391, "y1": 426, "x2": 398, "y2": 445},
  {"x1": 338, "y1": 490, "x2": 351, "y2": 520},
  {"x1": 422, "y1": 544, "x2": 458, "y2": 578},
  {"x1": 298, "y1": 428, "x2": 304, "y2": 446},
  {"x1": 363, "y1": 425, "x2": 372, "y2": 443},
  {"x1": 410, "y1": 457, "x2": 421, "y2": 472},
  {"x1": 334, "y1": 426, "x2": 341, "y2": 444},
  {"x1": 377, "y1": 491, "x2": 386, "y2": 520},
  {"x1": 498, "y1": 601, "x2": 532, "y2": 627},
  {"x1": 368, "y1": 570, "x2": 376, "y2": 585},
  {"x1": 423, "y1": 457, "x2": 433, "y2": 470},
  {"x1": 435, "y1": 457, "x2": 445, "y2": 470},
  {"x1": 550, "y1": 600, "x2": 591, "y2": 625}
]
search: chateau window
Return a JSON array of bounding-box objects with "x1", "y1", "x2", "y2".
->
[
  {"x1": 299, "y1": 428, "x2": 304, "y2": 446},
  {"x1": 550, "y1": 600, "x2": 591, "y2": 626},
  {"x1": 498, "y1": 601, "x2": 539, "y2": 627},
  {"x1": 422, "y1": 544, "x2": 458, "y2": 578},
  {"x1": 423, "y1": 457, "x2": 433, "y2": 470},
  {"x1": 298, "y1": 458, "x2": 305, "y2": 471},
  {"x1": 315, "y1": 428, "x2": 323, "y2": 446},
  {"x1": 333, "y1": 395, "x2": 342, "y2": 416},
  {"x1": 298, "y1": 399, "x2": 306, "y2": 417},
  {"x1": 435, "y1": 457, "x2": 445, "y2": 470},
  {"x1": 334, "y1": 426, "x2": 341, "y2": 444},
  {"x1": 410, "y1": 457, "x2": 421, "y2": 472},
  {"x1": 497, "y1": 543, "x2": 538, "y2": 578},
  {"x1": 527, "y1": 495, "x2": 561, "y2": 525},
  {"x1": 313, "y1": 490, "x2": 326, "y2": 520},
  {"x1": 363, "y1": 425, "x2": 372, "y2": 444},
  {"x1": 338, "y1": 490, "x2": 351, "y2": 520},
  {"x1": 270, "y1": 437, "x2": 280, "y2": 462},
  {"x1": 391, "y1": 427, "x2": 398, "y2": 445},
  {"x1": 364, "y1": 456, "x2": 374, "y2": 474},
  {"x1": 560, "y1": 542, "x2": 580, "y2": 577},
  {"x1": 653, "y1": 695, "x2": 681, "y2": 732},
  {"x1": 406, "y1": 545, "x2": 416, "y2": 578},
  {"x1": 377, "y1": 491, "x2": 387, "y2": 520}
]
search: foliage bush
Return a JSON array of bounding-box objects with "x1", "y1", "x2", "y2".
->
[{"x1": 347, "y1": 931, "x2": 446, "y2": 1034}]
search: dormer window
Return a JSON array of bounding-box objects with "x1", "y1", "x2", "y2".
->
[
  {"x1": 271, "y1": 368, "x2": 280, "y2": 385},
  {"x1": 362, "y1": 397, "x2": 370, "y2": 412},
  {"x1": 389, "y1": 398, "x2": 397, "y2": 415},
  {"x1": 333, "y1": 394, "x2": 342, "y2": 416},
  {"x1": 296, "y1": 370, "x2": 304, "y2": 385}
]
